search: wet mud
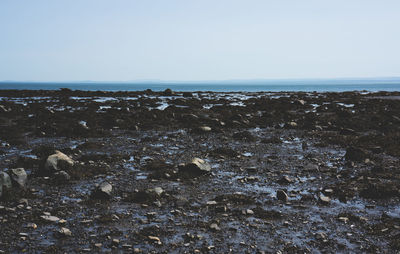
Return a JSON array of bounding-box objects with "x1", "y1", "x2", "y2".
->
[{"x1": 0, "y1": 89, "x2": 400, "y2": 253}]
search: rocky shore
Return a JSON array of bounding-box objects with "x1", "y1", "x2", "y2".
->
[{"x1": 0, "y1": 89, "x2": 400, "y2": 253}]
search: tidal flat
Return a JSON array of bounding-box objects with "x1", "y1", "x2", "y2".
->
[{"x1": 1, "y1": 89, "x2": 400, "y2": 253}]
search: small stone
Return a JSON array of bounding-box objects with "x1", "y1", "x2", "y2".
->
[
  {"x1": 319, "y1": 195, "x2": 331, "y2": 204},
  {"x1": 276, "y1": 190, "x2": 288, "y2": 202},
  {"x1": 198, "y1": 126, "x2": 212, "y2": 132},
  {"x1": 246, "y1": 209, "x2": 254, "y2": 215},
  {"x1": 59, "y1": 227, "x2": 72, "y2": 237},
  {"x1": 277, "y1": 176, "x2": 293, "y2": 184},
  {"x1": 0, "y1": 172, "x2": 12, "y2": 197},
  {"x1": 112, "y1": 239, "x2": 120, "y2": 246},
  {"x1": 209, "y1": 223, "x2": 221, "y2": 231},
  {"x1": 25, "y1": 223, "x2": 37, "y2": 229},
  {"x1": 316, "y1": 232, "x2": 327, "y2": 241},
  {"x1": 148, "y1": 235, "x2": 161, "y2": 244},
  {"x1": 53, "y1": 171, "x2": 71, "y2": 184},
  {"x1": 59, "y1": 219, "x2": 67, "y2": 224},
  {"x1": 153, "y1": 187, "x2": 164, "y2": 196},
  {"x1": 40, "y1": 215, "x2": 60, "y2": 223}
]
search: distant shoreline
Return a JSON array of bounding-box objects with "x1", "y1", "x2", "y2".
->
[{"x1": 1, "y1": 79, "x2": 400, "y2": 92}]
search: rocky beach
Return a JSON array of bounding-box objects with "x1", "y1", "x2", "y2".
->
[{"x1": 0, "y1": 89, "x2": 400, "y2": 253}]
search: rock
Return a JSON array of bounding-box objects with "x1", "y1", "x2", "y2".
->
[
  {"x1": 304, "y1": 163, "x2": 319, "y2": 171},
  {"x1": 323, "y1": 189, "x2": 334, "y2": 195},
  {"x1": 0, "y1": 105, "x2": 9, "y2": 113},
  {"x1": 9, "y1": 168, "x2": 28, "y2": 189},
  {"x1": 162, "y1": 88, "x2": 173, "y2": 96},
  {"x1": 53, "y1": 171, "x2": 71, "y2": 184},
  {"x1": 276, "y1": 190, "x2": 288, "y2": 202},
  {"x1": 179, "y1": 158, "x2": 211, "y2": 177},
  {"x1": 148, "y1": 235, "x2": 162, "y2": 244},
  {"x1": 345, "y1": 147, "x2": 369, "y2": 162},
  {"x1": 0, "y1": 172, "x2": 12, "y2": 198},
  {"x1": 58, "y1": 227, "x2": 72, "y2": 237},
  {"x1": 316, "y1": 232, "x2": 328, "y2": 241},
  {"x1": 198, "y1": 126, "x2": 212, "y2": 132},
  {"x1": 338, "y1": 217, "x2": 349, "y2": 223},
  {"x1": 277, "y1": 176, "x2": 294, "y2": 185},
  {"x1": 297, "y1": 99, "x2": 306, "y2": 105},
  {"x1": 40, "y1": 215, "x2": 60, "y2": 223},
  {"x1": 246, "y1": 209, "x2": 254, "y2": 215},
  {"x1": 148, "y1": 187, "x2": 164, "y2": 196},
  {"x1": 25, "y1": 223, "x2": 37, "y2": 229},
  {"x1": 91, "y1": 181, "x2": 112, "y2": 200},
  {"x1": 78, "y1": 120, "x2": 89, "y2": 130},
  {"x1": 319, "y1": 195, "x2": 331, "y2": 204},
  {"x1": 209, "y1": 223, "x2": 221, "y2": 231},
  {"x1": 45, "y1": 151, "x2": 74, "y2": 172},
  {"x1": 112, "y1": 239, "x2": 120, "y2": 246}
]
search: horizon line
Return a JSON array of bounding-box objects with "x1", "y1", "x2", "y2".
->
[{"x1": 1, "y1": 76, "x2": 400, "y2": 84}]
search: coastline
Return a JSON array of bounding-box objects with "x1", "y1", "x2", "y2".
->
[{"x1": 1, "y1": 89, "x2": 400, "y2": 252}]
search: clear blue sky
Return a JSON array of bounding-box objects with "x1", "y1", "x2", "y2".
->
[{"x1": 0, "y1": 0, "x2": 399, "y2": 81}]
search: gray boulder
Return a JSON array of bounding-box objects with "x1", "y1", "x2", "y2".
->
[
  {"x1": 179, "y1": 158, "x2": 211, "y2": 177},
  {"x1": 9, "y1": 168, "x2": 27, "y2": 189},
  {"x1": 45, "y1": 151, "x2": 74, "y2": 171},
  {"x1": 0, "y1": 172, "x2": 12, "y2": 198},
  {"x1": 90, "y1": 181, "x2": 112, "y2": 200}
]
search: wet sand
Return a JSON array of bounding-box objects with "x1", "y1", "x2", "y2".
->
[{"x1": 1, "y1": 89, "x2": 400, "y2": 253}]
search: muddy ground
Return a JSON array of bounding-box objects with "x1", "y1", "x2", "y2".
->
[{"x1": 0, "y1": 89, "x2": 400, "y2": 253}]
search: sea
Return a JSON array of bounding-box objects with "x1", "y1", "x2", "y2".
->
[{"x1": 0, "y1": 79, "x2": 400, "y2": 92}]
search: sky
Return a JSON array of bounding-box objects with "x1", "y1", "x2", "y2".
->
[{"x1": 0, "y1": 0, "x2": 399, "y2": 81}]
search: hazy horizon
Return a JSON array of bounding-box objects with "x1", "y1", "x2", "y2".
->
[
  {"x1": 1, "y1": 0, "x2": 399, "y2": 81},
  {"x1": 2, "y1": 77, "x2": 400, "y2": 84}
]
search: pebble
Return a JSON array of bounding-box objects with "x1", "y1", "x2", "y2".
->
[
  {"x1": 209, "y1": 223, "x2": 221, "y2": 231},
  {"x1": 40, "y1": 215, "x2": 60, "y2": 223},
  {"x1": 276, "y1": 190, "x2": 288, "y2": 202},
  {"x1": 58, "y1": 227, "x2": 72, "y2": 237},
  {"x1": 319, "y1": 195, "x2": 331, "y2": 204}
]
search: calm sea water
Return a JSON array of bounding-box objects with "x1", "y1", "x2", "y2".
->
[{"x1": 1, "y1": 79, "x2": 400, "y2": 92}]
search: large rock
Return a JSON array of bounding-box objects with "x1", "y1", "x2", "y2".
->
[
  {"x1": 90, "y1": 181, "x2": 112, "y2": 200},
  {"x1": 179, "y1": 158, "x2": 211, "y2": 177},
  {"x1": 9, "y1": 168, "x2": 27, "y2": 189},
  {"x1": 0, "y1": 172, "x2": 12, "y2": 198},
  {"x1": 45, "y1": 151, "x2": 74, "y2": 171}
]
